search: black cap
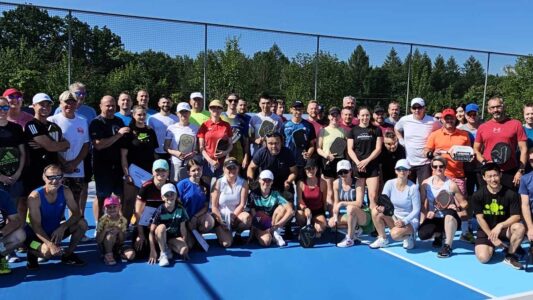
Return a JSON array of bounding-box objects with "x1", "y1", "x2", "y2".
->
[
  {"x1": 374, "y1": 106, "x2": 385, "y2": 113},
  {"x1": 292, "y1": 100, "x2": 304, "y2": 108},
  {"x1": 223, "y1": 158, "x2": 239, "y2": 168},
  {"x1": 304, "y1": 159, "x2": 318, "y2": 169},
  {"x1": 328, "y1": 106, "x2": 341, "y2": 115}
]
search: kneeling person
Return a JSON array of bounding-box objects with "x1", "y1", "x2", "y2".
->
[{"x1": 0, "y1": 189, "x2": 26, "y2": 274}]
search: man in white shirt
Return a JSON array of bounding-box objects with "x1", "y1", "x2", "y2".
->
[
  {"x1": 148, "y1": 96, "x2": 179, "y2": 160},
  {"x1": 395, "y1": 97, "x2": 441, "y2": 184},
  {"x1": 249, "y1": 93, "x2": 283, "y2": 155},
  {"x1": 165, "y1": 103, "x2": 198, "y2": 182}
]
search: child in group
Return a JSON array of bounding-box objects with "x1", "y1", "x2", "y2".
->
[
  {"x1": 149, "y1": 183, "x2": 190, "y2": 267},
  {"x1": 96, "y1": 195, "x2": 135, "y2": 265}
]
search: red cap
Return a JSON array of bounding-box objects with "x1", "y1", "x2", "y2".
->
[
  {"x1": 442, "y1": 108, "x2": 456, "y2": 119},
  {"x1": 2, "y1": 88, "x2": 22, "y2": 97}
]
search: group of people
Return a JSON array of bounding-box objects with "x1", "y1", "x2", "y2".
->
[{"x1": 1, "y1": 82, "x2": 533, "y2": 274}]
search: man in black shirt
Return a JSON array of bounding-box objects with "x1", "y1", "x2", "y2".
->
[
  {"x1": 472, "y1": 163, "x2": 525, "y2": 269},
  {"x1": 380, "y1": 131, "x2": 406, "y2": 183},
  {"x1": 89, "y1": 95, "x2": 130, "y2": 220}
]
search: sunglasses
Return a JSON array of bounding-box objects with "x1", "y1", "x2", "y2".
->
[
  {"x1": 226, "y1": 165, "x2": 238, "y2": 170},
  {"x1": 432, "y1": 164, "x2": 445, "y2": 169},
  {"x1": 74, "y1": 91, "x2": 86, "y2": 97},
  {"x1": 227, "y1": 99, "x2": 238, "y2": 103},
  {"x1": 0, "y1": 105, "x2": 9, "y2": 112},
  {"x1": 337, "y1": 170, "x2": 349, "y2": 176},
  {"x1": 163, "y1": 192, "x2": 176, "y2": 197},
  {"x1": 45, "y1": 174, "x2": 64, "y2": 181},
  {"x1": 411, "y1": 106, "x2": 424, "y2": 110},
  {"x1": 262, "y1": 178, "x2": 273, "y2": 183},
  {"x1": 395, "y1": 168, "x2": 409, "y2": 172},
  {"x1": 467, "y1": 112, "x2": 477, "y2": 116},
  {"x1": 209, "y1": 106, "x2": 222, "y2": 110}
]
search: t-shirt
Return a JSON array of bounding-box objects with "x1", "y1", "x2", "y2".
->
[
  {"x1": 197, "y1": 119, "x2": 233, "y2": 161},
  {"x1": 338, "y1": 122, "x2": 354, "y2": 136},
  {"x1": 122, "y1": 123, "x2": 158, "y2": 172},
  {"x1": 55, "y1": 104, "x2": 97, "y2": 126},
  {"x1": 89, "y1": 115, "x2": 125, "y2": 166},
  {"x1": 221, "y1": 112, "x2": 249, "y2": 162},
  {"x1": 148, "y1": 113, "x2": 179, "y2": 154},
  {"x1": 177, "y1": 178, "x2": 209, "y2": 217},
  {"x1": 282, "y1": 119, "x2": 316, "y2": 167},
  {"x1": 472, "y1": 186, "x2": 520, "y2": 229},
  {"x1": 347, "y1": 125, "x2": 382, "y2": 161},
  {"x1": 307, "y1": 118, "x2": 323, "y2": 138},
  {"x1": 0, "y1": 122, "x2": 24, "y2": 177},
  {"x1": 96, "y1": 214, "x2": 128, "y2": 234},
  {"x1": 114, "y1": 112, "x2": 132, "y2": 126},
  {"x1": 319, "y1": 126, "x2": 345, "y2": 157},
  {"x1": 384, "y1": 117, "x2": 398, "y2": 126},
  {"x1": 382, "y1": 179, "x2": 420, "y2": 225},
  {"x1": 137, "y1": 179, "x2": 170, "y2": 208},
  {"x1": 247, "y1": 190, "x2": 288, "y2": 216},
  {"x1": 425, "y1": 128, "x2": 470, "y2": 178},
  {"x1": 7, "y1": 111, "x2": 33, "y2": 128},
  {"x1": 525, "y1": 126, "x2": 533, "y2": 149},
  {"x1": 47, "y1": 114, "x2": 90, "y2": 178},
  {"x1": 395, "y1": 114, "x2": 441, "y2": 166},
  {"x1": 375, "y1": 122, "x2": 394, "y2": 136},
  {"x1": 190, "y1": 111, "x2": 210, "y2": 127},
  {"x1": 379, "y1": 144, "x2": 406, "y2": 182},
  {"x1": 252, "y1": 147, "x2": 296, "y2": 192},
  {"x1": 151, "y1": 204, "x2": 189, "y2": 237},
  {"x1": 24, "y1": 118, "x2": 62, "y2": 170},
  {"x1": 249, "y1": 113, "x2": 283, "y2": 153},
  {"x1": 518, "y1": 171, "x2": 533, "y2": 214},
  {"x1": 475, "y1": 118, "x2": 527, "y2": 171},
  {"x1": 165, "y1": 123, "x2": 198, "y2": 165}
]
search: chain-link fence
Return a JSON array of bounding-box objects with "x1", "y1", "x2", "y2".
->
[{"x1": 0, "y1": 2, "x2": 529, "y2": 118}]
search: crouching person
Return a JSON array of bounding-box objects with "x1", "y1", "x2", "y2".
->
[{"x1": 0, "y1": 189, "x2": 26, "y2": 274}]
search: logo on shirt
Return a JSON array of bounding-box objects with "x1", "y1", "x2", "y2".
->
[
  {"x1": 483, "y1": 199, "x2": 504, "y2": 216},
  {"x1": 492, "y1": 127, "x2": 501, "y2": 134},
  {"x1": 77, "y1": 127, "x2": 84, "y2": 134}
]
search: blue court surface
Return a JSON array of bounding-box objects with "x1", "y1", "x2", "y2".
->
[{"x1": 2, "y1": 199, "x2": 533, "y2": 300}]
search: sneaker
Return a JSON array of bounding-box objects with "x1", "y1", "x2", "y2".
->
[
  {"x1": 26, "y1": 253, "x2": 39, "y2": 270},
  {"x1": 403, "y1": 234, "x2": 415, "y2": 250},
  {"x1": 38, "y1": 257, "x2": 49, "y2": 263},
  {"x1": 432, "y1": 235, "x2": 443, "y2": 248},
  {"x1": 369, "y1": 237, "x2": 389, "y2": 249},
  {"x1": 273, "y1": 230, "x2": 286, "y2": 247},
  {"x1": 61, "y1": 253, "x2": 86, "y2": 267},
  {"x1": 158, "y1": 252, "x2": 170, "y2": 267},
  {"x1": 7, "y1": 252, "x2": 21, "y2": 263},
  {"x1": 0, "y1": 257, "x2": 11, "y2": 275},
  {"x1": 337, "y1": 236, "x2": 355, "y2": 248},
  {"x1": 504, "y1": 254, "x2": 523, "y2": 270},
  {"x1": 460, "y1": 232, "x2": 475, "y2": 244},
  {"x1": 437, "y1": 244, "x2": 452, "y2": 258}
]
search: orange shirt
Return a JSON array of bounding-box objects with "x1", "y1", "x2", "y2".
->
[{"x1": 425, "y1": 128, "x2": 470, "y2": 178}]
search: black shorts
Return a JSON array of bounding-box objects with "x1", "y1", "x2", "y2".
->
[
  {"x1": 417, "y1": 209, "x2": 461, "y2": 240},
  {"x1": 353, "y1": 162, "x2": 380, "y2": 178},
  {"x1": 475, "y1": 229, "x2": 509, "y2": 247},
  {"x1": 83, "y1": 153, "x2": 93, "y2": 183},
  {"x1": 321, "y1": 157, "x2": 342, "y2": 178},
  {"x1": 93, "y1": 163, "x2": 123, "y2": 199},
  {"x1": 24, "y1": 225, "x2": 74, "y2": 249},
  {"x1": 310, "y1": 208, "x2": 326, "y2": 219}
]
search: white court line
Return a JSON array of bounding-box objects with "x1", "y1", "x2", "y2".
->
[{"x1": 493, "y1": 289, "x2": 533, "y2": 300}]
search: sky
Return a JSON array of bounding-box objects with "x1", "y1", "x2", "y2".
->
[{"x1": 2, "y1": 0, "x2": 531, "y2": 73}]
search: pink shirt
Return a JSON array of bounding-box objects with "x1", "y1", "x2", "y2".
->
[{"x1": 8, "y1": 111, "x2": 33, "y2": 128}]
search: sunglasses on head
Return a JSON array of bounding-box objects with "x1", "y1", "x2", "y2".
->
[
  {"x1": 0, "y1": 105, "x2": 9, "y2": 112},
  {"x1": 432, "y1": 164, "x2": 445, "y2": 169},
  {"x1": 45, "y1": 174, "x2": 64, "y2": 181}
]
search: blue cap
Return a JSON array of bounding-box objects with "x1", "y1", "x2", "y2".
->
[
  {"x1": 152, "y1": 159, "x2": 169, "y2": 172},
  {"x1": 465, "y1": 103, "x2": 479, "y2": 113}
]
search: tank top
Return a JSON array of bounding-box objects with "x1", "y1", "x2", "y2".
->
[
  {"x1": 338, "y1": 179, "x2": 356, "y2": 202},
  {"x1": 36, "y1": 186, "x2": 66, "y2": 236},
  {"x1": 425, "y1": 175, "x2": 451, "y2": 217},
  {"x1": 218, "y1": 176, "x2": 244, "y2": 212},
  {"x1": 302, "y1": 179, "x2": 323, "y2": 210}
]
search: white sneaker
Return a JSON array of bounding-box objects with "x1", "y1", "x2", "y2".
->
[
  {"x1": 7, "y1": 252, "x2": 21, "y2": 263},
  {"x1": 337, "y1": 236, "x2": 355, "y2": 248},
  {"x1": 273, "y1": 230, "x2": 286, "y2": 247},
  {"x1": 403, "y1": 234, "x2": 415, "y2": 250},
  {"x1": 369, "y1": 236, "x2": 389, "y2": 249},
  {"x1": 158, "y1": 252, "x2": 170, "y2": 267}
]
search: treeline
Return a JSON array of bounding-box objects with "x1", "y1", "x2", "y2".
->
[{"x1": 1, "y1": 5, "x2": 533, "y2": 118}]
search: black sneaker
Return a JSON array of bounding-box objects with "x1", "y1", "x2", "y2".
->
[
  {"x1": 232, "y1": 234, "x2": 246, "y2": 246},
  {"x1": 504, "y1": 254, "x2": 523, "y2": 270},
  {"x1": 61, "y1": 253, "x2": 86, "y2": 267},
  {"x1": 432, "y1": 235, "x2": 443, "y2": 248},
  {"x1": 26, "y1": 252, "x2": 39, "y2": 270},
  {"x1": 437, "y1": 244, "x2": 452, "y2": 258}
]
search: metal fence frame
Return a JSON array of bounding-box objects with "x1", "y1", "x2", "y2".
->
[{"x1": 0, "y1": 1, "x2": 529, "y2": 117}]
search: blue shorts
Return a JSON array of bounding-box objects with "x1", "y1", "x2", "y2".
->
[
  {"x1": 94, "y1": 165, "x2": 123, "y2": 199},
  {"x1": 0, "y1": 181, "x2": 23, "y2": 206}
]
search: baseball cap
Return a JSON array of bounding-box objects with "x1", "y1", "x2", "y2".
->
[
  {"x1": 2, "y1": 88, "x2": 22, "y2": 97},
  {"x1": 177, "y1": 102, "x2": 191, "y2": 112},
  {"x1": 337, "y1": 160, "x2": 351, "y2": 173},
  {"x1": 224, "y1": 157, "x2": 239, "y2": 168},
  {"x1": 395, "y1": 159, "x2": 411, "y2": 170},
  {"x1": 304, "y1": 158, "x2": 317, "y2": 169},
  {"x1": 329, "y1": 107, "x2": 341, "y2": 115},
  {"x1": 292, "y1": 100, "x2": 304, "y2": 108},
  {"x1": 374, "y1": 106, "x2": 385, "y2": 113},
  {"x1": 152, "y1": 159, "x2": 169, "y2": 172},
  {"x1": 209, "y1": 99, "x2": 224, "y2": 108},
  {"x1": 190, "y1": 92, "x2": 203, "y2": 99},
  {"x1": 259, "y1": 170, "x2": 274, "y2": 181},
  {"x1": 410, "y1": 97, "x2": 425, "y2": 107},
  {"x1": 104, "y1": 195, "x2": 120, "y2": 207},
  {"x1": 32, "y1": 93, "x2": 53, "y2": 105},
  {"x1": 161, "y1": 183, "x2": 177, "y2": 196},
  {"x1": 442, "y1": 108, "x2": 456, "y2": 119},
  {"x1": 465, "y1": 103, "x2": 479, "y2": 113}
]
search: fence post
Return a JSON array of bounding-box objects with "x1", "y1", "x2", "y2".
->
[
  {"x1": 481, "y1": 52, "x2": 491, "y2": 120},
  {"x1": 203, "y1": 24, "x2": 208, "y2": 110},
  {"x1": 314, "y1": 35, "x2": 320, "y2": 101},
  {"x1": 405, "y1": 44, "x2": 413, "y2": 114},
  {"x1": 67, "y1": 10, "x2": 72, "y2": 87}
]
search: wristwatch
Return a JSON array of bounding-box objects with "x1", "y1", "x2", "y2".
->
[{"x1": 519, "y1": 168, "x2": 525, "y2": 174}]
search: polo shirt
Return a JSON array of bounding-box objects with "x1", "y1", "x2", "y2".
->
[{"x1": 426, "y1": 128, "x2": 470, "y2": 178}]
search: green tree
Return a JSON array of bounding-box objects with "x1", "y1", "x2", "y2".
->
[{"x1": 347, "y1": 45, "x2": 370, "y2": 97}]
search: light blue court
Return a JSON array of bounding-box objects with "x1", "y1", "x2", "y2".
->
[{"x1": 1, "y1": 201, "x2": 532, "y2": 299}]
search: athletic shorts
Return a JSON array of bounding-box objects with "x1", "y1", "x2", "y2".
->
[
  {"x1": 83, "y1": 153, "x2": 93, "y2": 183},
  {"x1": 24, "y1": 225, "x2": 74, "y2": 249},
  {"x1": 212, "y1": 212, "x2": 243, "y2": 231},
  {"x1": 63, "y1": 177, "x2": 84, "y2": 201},
  {"x1": 94, "y1": 164, "x2": 123, "y2": 199},
  {"x1": 321, "y1": 158, "x2": 342, "y2": 178},
  {"x1": 417, "y1": 209, "x2": 461, "y2": 240},
  {"x1": 475, "y1": 229, "x2": 509, "y2": 247},
  {"x1": 353, "y1": 162, "x2": 380, "y2": 179},
  {"x1": 0, "y1": 181, "x2": 23, "y2": 206}
]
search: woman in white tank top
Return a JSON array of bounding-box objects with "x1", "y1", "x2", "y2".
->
[{"x1": 211, "y1": 157, "x2": 251, "y2": 247}]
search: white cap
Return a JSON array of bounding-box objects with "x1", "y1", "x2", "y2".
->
[
  {"x1": 176, "y1": 102, "x2": 191, "y2": 112},
  {"x1": 395, "y1": 159, "x2": 411, "y2": 170},
  {"x1": 410, "y1": 97, "x2": 425, "y2": 107},
  {"x1": 259, "y1": 170, "x2": 274, "y2": 180},
  {"x1": 337, "y1": 160, "x2": 351, "y2": 173},
  {"x1": 190, "y1": 92, "x2": 203, "y2": 99},
  {"x1": 161, "y1": 183, "x2": 177, "y2": 196},
  {"x1": 32, "y1": 93, "x2": 53, "y2": 105}
]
